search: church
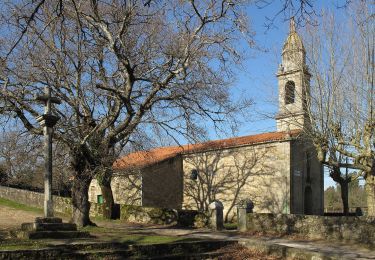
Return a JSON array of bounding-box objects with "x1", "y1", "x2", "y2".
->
[{"x1": 88, "y1": 19, "x2": 324, "y2": 219}]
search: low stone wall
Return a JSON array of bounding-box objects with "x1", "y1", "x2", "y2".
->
[
  {"x1": 0, "y1": 185, "x2": 202, "y2": 226},
  {"x1": 119, "y1": 205, "x2": 206, "y2": 227},
  {"x1": 0, "y1": 185, "x2": 72, "y2": 215},
  {"x1": 0, "y1": 185, "x2": 102, "y2": 217},
  {"x1": 244, "y1": 213, "x2": 375, "y2": 247},
  {"x1": 120, "y1": 205, "x2": 178, "y2": 225}
]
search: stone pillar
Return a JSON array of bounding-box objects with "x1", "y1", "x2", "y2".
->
[
  {"x1": 209, "y1": 201, "x2": 224, "y2": 231},
  {"x1": 36, "y1": 86, "x2": 61, "y2": 218},
  {"x1": 237, "y1": 199, "x2": 254, "y2": 232},
  {"x1": 44, "y1": 125, "x2": 53, "y2": 218}
]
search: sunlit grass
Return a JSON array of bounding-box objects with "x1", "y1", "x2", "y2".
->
[
  {"x1": 0, "y1": 197, "x2": 69, "y2": 219},
  {"x1": 80, "y1": 225, "x2": 198, "y2": 244},
  {"x1": 0, "y1": 197, "x2": 42, "y2": 214},
  {"x1": 224, "y1": 222, "x2": 238, "y2": 230},
  {"x1": 118, "y1": 234, "x2": 195, "y2": 244},
  {"x1": 0, "y1": 240, "x2": 48, "y2": 251}
]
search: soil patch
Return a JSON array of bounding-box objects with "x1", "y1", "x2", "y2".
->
[
  {"x1": 0, "y1": 205, "x2": 41, "y2": 230},
  {"x1": 216, "y1": 244, "x2": 282, "y2": 260}
]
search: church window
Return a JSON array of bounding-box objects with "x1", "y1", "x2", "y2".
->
[
  {"x1": 285, "y1": 81, "x2": 295, "y2": 104},
  {"x1": 190, "y1": 169, "x2": 198, "y2": 180}
]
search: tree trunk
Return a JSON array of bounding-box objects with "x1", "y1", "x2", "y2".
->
[
  {"x1": 71, "y1": 175, "x2": 92, "y2": 227},
  {"x1": 99, "y1": 177, "x2": 115, "y2": 219},
  {"x1": 339, "y1": 181, "x2": 349, "y2": 215},
  {"x1": 366, "y1": 175, "x2": 375, "y2": 216}
]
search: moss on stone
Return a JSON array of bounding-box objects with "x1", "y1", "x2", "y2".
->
[{"x1": 119, "y1": 205, "x2": 177, "y2": 225}]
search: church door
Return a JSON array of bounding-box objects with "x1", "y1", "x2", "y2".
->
[{"x1": 304, "y1": 186, "x2": 313, "y2": 215}]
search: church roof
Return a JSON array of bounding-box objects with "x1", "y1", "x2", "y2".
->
[
  {"x1": 282, "y1": 18, "x2": 305, "y2": 54},
  {"x1": 113, "y1": 130, "x2": 301, "y2": 171}
]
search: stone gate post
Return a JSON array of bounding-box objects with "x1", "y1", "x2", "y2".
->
[
  {"x1": 209, "y1": 201, "x2": 224, "y2": 231},
  {"x1": 237, "y1": 199, "x2": 254, "y2": 232}
]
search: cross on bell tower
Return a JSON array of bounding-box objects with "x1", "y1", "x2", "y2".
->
[{"x1": 276, "y1": 17, "x2": 311, "y2": 132}]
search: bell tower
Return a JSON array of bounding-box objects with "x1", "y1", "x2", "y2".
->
[{"x1": 276, "y1": 18, "x2": 311, "y2": 132}]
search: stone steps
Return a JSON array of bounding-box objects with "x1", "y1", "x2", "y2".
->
[
  {"x1": 21, "y1": 223, "x2": 77, "y2": 232},
  {"x1": 0, "y1": 239, "x2": 236, "y2": 259},
  {"x1": 34, "y1": 217, "x2": 63, "y2": 224},
  {"x1": 19, "y1": 217, "x2": 90, "y2": 240}
]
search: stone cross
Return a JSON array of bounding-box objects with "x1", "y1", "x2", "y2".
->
[{"x1": 36, "y1": 87, "x2": 61, "y2": 218}]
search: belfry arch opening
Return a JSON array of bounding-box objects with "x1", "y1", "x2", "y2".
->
[{"x1": 285, "y1": 81, "x2": 295, "y2": 104}]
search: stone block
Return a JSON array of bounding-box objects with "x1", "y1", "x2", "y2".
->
[
  {"x1": 209, "y1": 201, "x2": 224, "y2": 231},
  {"x1": 120, "y1": 205, "x2": 178, "y2": 225},
  {"x1": 19, "y1": 216, "x2": 88, "y2": 239},
  {"x1": 21, "y1": 222, "x2": 77, "y2": 232},
  {"x1": 35, "y1": 217, "x2": 63, "y2": 224}
]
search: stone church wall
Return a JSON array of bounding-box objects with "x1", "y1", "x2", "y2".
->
[
  {"x1": 182, "y1": 140, "x2": 292, "y2": 221},
  {"x1": 89, "y1": 155, "x2": 183, "y2": 209},
  {"x1": 89, "y1": 173, "x2": 142, "y2": 206},
  {"x1": 290, "y1": 139, "x2": 324, "y2": 215},
  {"x1": 142, "y1": 155, "x2": 183, "y2": 209}
]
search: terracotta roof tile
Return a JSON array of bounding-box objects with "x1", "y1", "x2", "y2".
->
[{"x1": 113, "y1": 130, "x2": 301, "y2": 171}]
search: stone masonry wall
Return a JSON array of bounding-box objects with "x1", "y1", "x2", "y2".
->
[
  {"x1": 290, "y1": 139, "x2": 324, "y2": 215},
  {"x1": 0, "y1": 185, "x2": 198, "y2": 225},
  {"x1": 119, "y1": 204, "x2": 204, "y2": 227},
  {"x1": 142, "y1": 155, "x2": 183, "y2": 209},
  {"x1": 0, "y1": 185, "x2": 72, "y2": 215},
  {"x1": 89, "y1": 173, "x2": 142, "y2": 206},
  {"x1": 245, "y1": 213, "x2": 375, "y2": 247},
  {"x1": 182, "y1": 141, "x2": 292, "y2": 221}
]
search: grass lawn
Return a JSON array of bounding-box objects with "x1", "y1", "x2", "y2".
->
[
  {"x1": 0, "y1": 241, "x2": 49, "y2": 251},
  {"x1": 80, "y1": 226, "x2": 198, "y2": 244},
  {"x1": 0, "y1": 197, "x2": 42, "y2": 214},
  {"x1": 0, "y1": 197, "x2": 68, "y2": 219},
  {"x1": 114, "y1": 234, "x2": 196, "y2": 244},
  {"x1": 0, "y1": 197, "x2": 200, "y2": 251}
]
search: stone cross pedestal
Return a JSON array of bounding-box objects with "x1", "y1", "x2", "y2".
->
[
  {"x1": 209, "y1": 201, "x2": 224, "y2": 231},
  {"x1": 237, "y1": 199, "x2": 254, "y2": 232},
  {"x1": 19, "y1": 217, "x2": 89, "y2": 239},
  {"x1": 35, "y1": 86, "x2": 61, "y2": 218},
  {"x1": 18, "y1": 87, "x2": 89, "y2": 239}
]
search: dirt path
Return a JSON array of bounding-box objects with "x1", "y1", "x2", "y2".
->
[{"x1": 0, "y1": 205, "x2": 41, "y2": 230}]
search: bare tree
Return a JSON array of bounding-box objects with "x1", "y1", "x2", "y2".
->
[
  {"x1": 0, "y1": 0, "x2": 254, "y2": 226},
  {"x1": 302, "y1": 2, "x2": 375, "y2": 215},
  {"x1": 0, "y1": 127, "x2": 72, "y2": 195},
  {"x1": 0, "y1": 130, "x2": 43, "y2": 188}
]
